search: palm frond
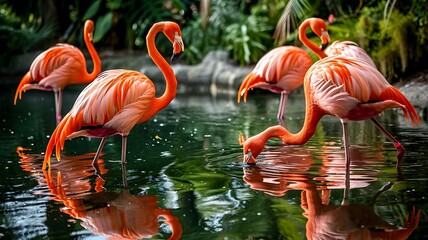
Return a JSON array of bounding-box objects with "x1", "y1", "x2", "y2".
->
[
  {"x1": 383, "y1": 0, "x2": 397, "y2": 28},
  {"x1": 273, "y1": 0, "x2": 310, "y2": 45}
]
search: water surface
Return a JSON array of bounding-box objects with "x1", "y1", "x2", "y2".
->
[{"x1": 1, "y1": 83, "x2": 427, "y2": 239}]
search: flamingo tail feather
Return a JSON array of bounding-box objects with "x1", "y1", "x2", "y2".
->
[
  {"x1": 14, "y1": 72, "x2": 32, "y2": 105},
  {"x1": 43, "y1": 112, "x2": 84, "y2": 169},
  {"x1": 380, "y1": 86, "x2": 420, "y2": 126},
  {"x1": 237, "y1": 73, "x2": 264, "y2": 103}
]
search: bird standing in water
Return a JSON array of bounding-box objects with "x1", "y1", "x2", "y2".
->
[
  {"x1": 324, "y1": 39, "x2": 409, "y2": 158},
  {"x1": 242, "y1": 55, "x2": 420, "y2": 169},
  {"x1": 14, "y1": 20, "x2": 102, "y2": 124},
  {"x1": 43, "y1": 21, "x2": 184, "y2": 170},
  {"x1": 237, "y1": 18, "x2": 330, "y2": 122}
]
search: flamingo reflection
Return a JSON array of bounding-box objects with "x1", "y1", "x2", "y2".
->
[
  {"x1": 242, "y1": 145, "x2": 314, "y2": 197},
  {"x1": 242, "y1": 144, "x2": 379, "y2": 198},
  {"x1": 242, "y1": 145, "x2": 421, "y2": 239},
  {"x1": 298, "y1": 181, "x2": 420, "y2": 240},
  {"x1": 17, "y1": 147, "x2": 182, "y2": 240},
  {"x1": 17, "y1": 146, "x2": 108, "y2": 195}
]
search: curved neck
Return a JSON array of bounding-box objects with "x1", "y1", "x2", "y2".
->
[
  {"x1": 146, "y1": 23, "x2": 177, "y2": 112},
  {"x1": 84, "y1": 31, "x2": 102, "y2": 82},
  {"x1": 299, "y1": 21, "x2": 327, "y2": 59},
  {"x1": 262, "y1": 96, "x2": 324, "y2": 145}
]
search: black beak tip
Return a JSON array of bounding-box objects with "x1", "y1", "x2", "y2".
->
[
  {"x1": 171, "y1": 52, "x2": 183, "y2": 62},
  {"x1": 321, "y1": 43, "x2": 329, "y2": 51}
]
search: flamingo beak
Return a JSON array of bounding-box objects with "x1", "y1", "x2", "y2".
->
[
  {"x1": 171, "y1": 50, "x2": 183, "y2": 62},
  {"x1": 243, "y1": 150, "x2": 256, "y2": 165},
  {"x1": 171, "y1": 34, "x2": 184, "y2": 62},
  {"x1": 320, "y1": 30, "x2": 330, "y2": 51}
]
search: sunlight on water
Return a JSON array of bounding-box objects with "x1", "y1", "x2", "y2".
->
[{"x1": 1, "y1": 84, "x2": 427, "y2": 239}]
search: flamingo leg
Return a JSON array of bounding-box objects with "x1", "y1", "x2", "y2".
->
[
  {"x1": 121, "y1": 135, "x2": 128, "y2": 164},
  {"x1": 54, "y1": 90, "x2": 63, "y2": 124},
  {"x1": 92, "y1": 137, "x2": 107, "y2": 166},
  {"x1": 370, "y1": 117, "x2": 405, "y2": 166},
  {"x1": 277, "y1": 91, "x2": 289, "y2": 124},
  {"x1": 121, "y1": 159, "x2": 129, "y2": 189},
  {"x1": 340, "y1": 119, "x2": 350, "y2": 206}
]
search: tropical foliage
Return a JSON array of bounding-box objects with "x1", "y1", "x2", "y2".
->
[
  {"x1": 1, "y1": 0, "x2": 427, "y2": 82},
  {"x1": 318, "y1": 0, "x2": 428, "y2": 81}
]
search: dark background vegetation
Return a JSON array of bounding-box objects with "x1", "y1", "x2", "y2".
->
[{"x1": 1, "y1": 0, "x2": 427, "y2": 83}]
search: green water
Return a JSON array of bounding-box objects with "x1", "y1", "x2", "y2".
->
[{"x1": 0, "y1": 83, "x2": 427, "y2": 239}]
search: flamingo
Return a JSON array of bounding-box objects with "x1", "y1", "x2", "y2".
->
[
  {"x1": 242, "y1": 55, "x2": 420, "y2": 169},
  {"x1": 237, "y1": 18, "x2": 330, "y2": 121},
  {"x1": 14, "y1": 20, "x2": 102, "y2": 124},
  {"x1": 42, "y1": 21, "x2": 184, "y2": 170},
  {"x1": 41, "y1": 157, "x2": 182, "y2": 240},
  {"x1": 324, "y1": 40, "x2": 411, "y2": 158}
]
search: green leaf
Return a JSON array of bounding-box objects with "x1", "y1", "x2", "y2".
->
[
  {"x1": 93, "y1": 13, "x2": 113, "y2": 43},
  {"x1": 107, "y1": 0, "x2": 122, "y2": 10},
  {"x1": 83, "y1": 0, "x2": 102, "y2": 20}
]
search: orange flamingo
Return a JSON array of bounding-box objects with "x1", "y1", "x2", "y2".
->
[
  {"x1": 242, "y1": 55, "x2": 420, "y2": 169},
  {"x1": 43, "y1": 21, "x2": 184, "y2": 170},
  {"x1": 324, "y1": 40, "x2": 411, "y2": 160},
  {"x1": 43, "y1": 160, "x2": 182, "y2": 240},
  {"x1": 237, "y1": 18, "x2": 330, "y2": 121},
  {"x1": 14, "y1": 20, "x2": 102, "y2": 124}
]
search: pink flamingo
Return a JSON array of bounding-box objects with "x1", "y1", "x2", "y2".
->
[
  {"x1": 242, "y1": 55, "x2": 420, "y2": 169},
  {"x1": 14, "y1": 20, "x2": 102, "y2": 124},
  {"x1": 237, "y1": 18, "x2": 330, "y2": 121},
  {"x1": 325, "y1": 39, "x2": 410, "y2": 158},
  {"x1": 43, "y1": 21, "x2": 184, "y2": 170}
]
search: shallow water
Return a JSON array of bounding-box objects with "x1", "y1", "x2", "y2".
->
[{"x1": 1, "y1": 84, "x2": 427, "y2": 239}]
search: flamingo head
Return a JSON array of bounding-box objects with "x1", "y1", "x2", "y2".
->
[
  {"x1": 84, "y1": 19, "x2": 95, "y2": 42},
  {"x1": 162, "y1": 22, "x2": 184, "y2": 62},
  {"x1": 309, "y1": 18, "x2": 330, "y2": 51},
  {"x1": 242, "y1": 135, "x2": 265, "y2": 165}
]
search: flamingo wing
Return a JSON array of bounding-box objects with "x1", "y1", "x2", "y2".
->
[
  {"x1": 14, "y1": 44, "x2": 86, "y2": 103},
  {"x1": 307, "y1": 56, "x2": 419, "y2": 124},
  {"x1": 238, "y1": 46, "x2": 313, "y2": 102},
  {"x1": 70, "y1": 69, "x2": 156, "y2": 134},
  {"x1": 30, "y1": 44, "x2": 87, "y2": 88}
]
